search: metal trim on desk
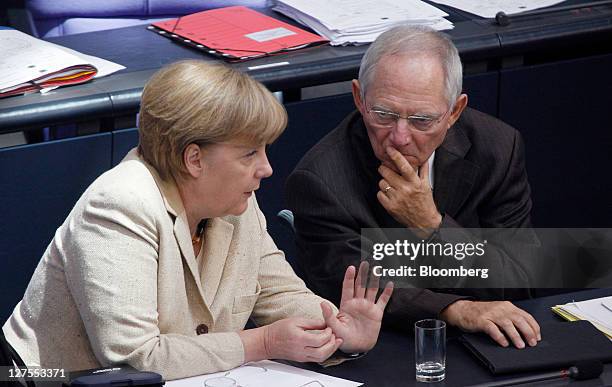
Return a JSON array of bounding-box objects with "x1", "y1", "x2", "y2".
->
[
  {"x1": 0, "y1": 92, "x2": 113, "y2": 134},
  {"x1": 497, "y1": 16, "x2": 612, "y2": 56}
]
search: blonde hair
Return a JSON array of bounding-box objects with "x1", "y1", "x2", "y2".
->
[{"x1": 138, "y1": 60, "x2": 287, "y2": 181}]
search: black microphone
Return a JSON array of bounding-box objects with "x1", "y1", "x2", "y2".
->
[
  {"x1": 466, "y1": 361, "x2": 603, "y2": 387},
  {"x1": 495, "y1": 11, "x2": 510, "y2": 27}
]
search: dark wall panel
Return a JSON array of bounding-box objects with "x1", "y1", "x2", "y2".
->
[
  {"x1": 499, "y1": 53, "x2": 612, "y2": 227},
  {"x1": 112, "y1": 127, "x2": 139, "y2": 166},
  {"x1": 463, "y1": 71, "x2": 499, "y2": 117},
  {"x1": 0, "y1": 134, "x2": 112, "y2": 321},
  {"x1": 258, "y1": 93, "x2": 356, "y2": 263}
]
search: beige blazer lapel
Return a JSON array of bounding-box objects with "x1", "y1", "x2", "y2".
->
[
  {"x1": 134, "y1": 149, "x2": 209, "y2": 308},
  {"x1": 173, "y1": 212, "x2": 204, "y2": 294},
  {"x1": 199, "y1": 218, "x2": 234, "y2": 305}
]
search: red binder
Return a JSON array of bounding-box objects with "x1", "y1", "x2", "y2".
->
[{"x1": 150, "y1": 6, "x2": 328, "y2": 61}]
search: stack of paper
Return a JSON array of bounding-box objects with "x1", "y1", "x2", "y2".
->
[
  {"x1": 0, "y1": 29, "x2": 125, "y2": 98},
  {"x1": 552, "y1": 295, "x2": 612, "y2": 339},
  {"x1": 273, "y1": 0, "x2": 453, "y2": 46},
  {"x1": 430, "y1": 0, "x2": 566, "y2": 19}
]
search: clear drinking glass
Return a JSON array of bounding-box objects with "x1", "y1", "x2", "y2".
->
[{"x1": 415, "y1": 319, "x2": 446, "y2": 382}]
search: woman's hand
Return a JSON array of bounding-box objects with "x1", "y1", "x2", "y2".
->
[
  {"x1": 321, "y1": 261, "x2": 394, "y2": 354},
  {"x1": 262, "y1": 318, "x2": 343, "y2": 362}
]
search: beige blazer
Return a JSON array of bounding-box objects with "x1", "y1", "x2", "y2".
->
[{"x1": 3, "y1": 149, "x2": 332, "y2": 380}]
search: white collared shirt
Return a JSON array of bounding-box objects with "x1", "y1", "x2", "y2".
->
[{"x1": 425, "y1": 150, "x2": 435, "y2": 189}]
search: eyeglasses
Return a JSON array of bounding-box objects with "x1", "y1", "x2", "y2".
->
[{"x1": 365, "y1": 98, "x2": 452, "y2": 133}]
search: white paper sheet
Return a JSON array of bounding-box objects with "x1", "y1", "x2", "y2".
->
[
  {"x1": 430, "y1": 0, "x2": 567, "y2": 18},
  {"x1": 563, "y1": 297, "x2": 612, "y2": 330},
  {"x1": 55, "y1": 45, "x2": 126, "y2": 78},
  {"x1": 278, "y1": 0, "x2": 447, "y2": 29},
  {"x1": 166, "y1": 360, "x2": 362, "y2": 387},
  {"x1": 0, "y1": 29, "x2": 125, "y2": 93},
  {"x1": 273, "y1": 0, "x2": 453, "y2": 46},
  {"x1": 557, "y1": 296, "x2": 612, "y2": 337}
]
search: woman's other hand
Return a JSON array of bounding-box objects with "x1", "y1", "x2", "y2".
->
[
  {"x1": 321, "y1": 261, "x2": 394, "y2": 353},
  {"x1": 262, "y1": 318, "x2": 343, "y2": 362}
]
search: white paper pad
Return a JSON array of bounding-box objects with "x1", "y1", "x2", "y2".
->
[
  {"x1": 273, "y1": 0, "x2": 453, "y2": 46},
  {"x1": 0, "y1": 29, "x2": 125, "y2": 94},
  {"x1": 554, "y1": 295, "x2": 612, "y2": 339},
  {"x1": 166, "y1": 360, "x2": 362, "y2": 387},
  {"x1": 55, "y1": 45, "x2": 126, "y2": 79}
]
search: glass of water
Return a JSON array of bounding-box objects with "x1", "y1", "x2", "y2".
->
[{"x1": 415, "y1": 319, "x2": 446, "y2": 382}]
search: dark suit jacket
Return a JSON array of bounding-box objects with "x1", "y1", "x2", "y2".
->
[{"x1": 286, "y1": 108, "x2": 536, "y2": 328}]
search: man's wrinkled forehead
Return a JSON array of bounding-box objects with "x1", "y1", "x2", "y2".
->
[{"x1": 365, "y1": 55, "x2": 448, "y2": 106}]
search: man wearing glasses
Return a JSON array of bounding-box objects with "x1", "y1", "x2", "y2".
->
[{"x1": 286, "y1": 25, "x2": 542, "y2": 349}]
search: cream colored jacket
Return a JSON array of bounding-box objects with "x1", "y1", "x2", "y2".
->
[{"x1": 3, "y1": 149, "x2": 332, "y2": 380}]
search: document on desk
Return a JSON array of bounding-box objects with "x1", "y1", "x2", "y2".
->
[
  {"x1": 150, "y1": 7, "x2": 328, "y2": 61},
  {"x1": 54, "y1": 46, "x2": 125, "y2": 79},
  {"x1": 273, "y1": 0, "x2": 453, "y2": 46},
  {"x1": 0, "y1": 29, "x2": 125, "y2": 98},
  {"x1": 552, "y1": 295, "x2": 612, "y2": 339},
  {"x1": 166, "y1": 360, "x2": 362, "y2": 387},
  {"x1": 429, "y1": 0, "x2": 566, "y2": 18}
]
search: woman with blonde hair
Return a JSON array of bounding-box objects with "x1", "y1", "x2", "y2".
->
[{"x1": 3, "y1": 60, "x2": 393, "y2": 380}]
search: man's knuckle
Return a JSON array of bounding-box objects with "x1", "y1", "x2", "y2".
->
[
  {"x1": 482, "y1": 323, "x2": 494, "y2": 333},
  {"x1": 484, "y1": 326, "x2": 501, "y2": 339},
  {"x1": 490, "y1": 331, "x2": 504, "y2": 340}
]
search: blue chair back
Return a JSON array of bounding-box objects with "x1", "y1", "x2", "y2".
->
[{"x1": 25, "y1": 0, "x2": 269, "y2": 37}]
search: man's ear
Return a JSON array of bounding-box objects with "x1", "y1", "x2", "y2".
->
[
  {"x1": 183, "y1": 143, "x2": 203, "y2": 178},
  {"x1": 352, "y1": 79, "x2": 366, "y2": 116},
  {"x1": 447, "y1": 93, "x2": 468, "y2": 128}
]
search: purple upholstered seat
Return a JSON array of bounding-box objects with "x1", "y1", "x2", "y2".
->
[{"x1": 26, "y1": 0, "x2": 269, "y2": 38}]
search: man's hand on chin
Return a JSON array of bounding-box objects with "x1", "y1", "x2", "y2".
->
[
  {"x1": 440, "y1": 300, "x2": 541, "y2": 349},
  {"x1": 377, "y1": 147, "x2": 442, "y2": 237}
]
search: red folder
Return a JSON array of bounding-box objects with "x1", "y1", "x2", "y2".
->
[{"x1": 150, "y1": 6, "x2": 328, "y2": 61}]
